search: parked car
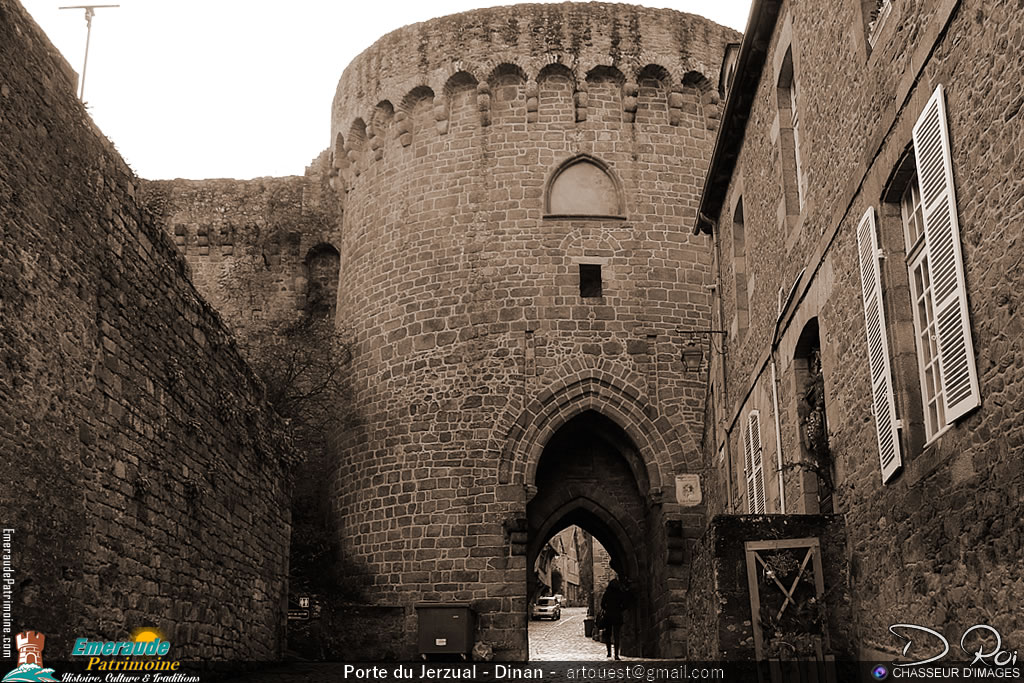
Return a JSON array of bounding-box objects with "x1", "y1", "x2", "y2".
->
[{"x1": 531, "y1": 596, "x2": 561, "y2": 620}]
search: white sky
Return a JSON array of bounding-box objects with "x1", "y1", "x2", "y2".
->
[{"x1": 21, "y1": 1, "x2": 752, "y2": 180}]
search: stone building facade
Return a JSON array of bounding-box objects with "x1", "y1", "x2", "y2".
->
[
  {"x1": 695, "y1": 0, "x2": 1024, "y2": 661},
  {"x1": 1, "y1": 0, "x2": 291, "y2": 660}
]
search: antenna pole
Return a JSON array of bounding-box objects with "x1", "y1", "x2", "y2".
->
[
  {"x1": 59, "y1": 4, "x2": 120, "y2": 101},
  {"x1": 80, "y1": 6, "x2": 94, "y2": 99}
]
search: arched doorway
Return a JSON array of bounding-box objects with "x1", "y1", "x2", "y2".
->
[{"x1": 526, "y1": 411, "x2": 653, "y2": 658}]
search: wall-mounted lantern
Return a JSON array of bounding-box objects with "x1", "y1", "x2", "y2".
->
[{"x1": 678, "y1": 329, "x2": 727, "y2": 373}]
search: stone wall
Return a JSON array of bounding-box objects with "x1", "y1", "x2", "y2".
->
[
  {"x1": 142, "y1": 168, "x2": 351, "y2": 660},
  {"x1": 325, "y1": 3, "x2": 739, "y2": 659},
  {"x1": 142, "y1": 169, "x2": 338, "y2": 339},
  {"x1": 680, "y1": 520, "x2": 718, "y2": 659},
  {"x1": 288, "y1": 604, "x2": 406, "y2": 661},
  {"x1": 705, "y1": 0, "x2": 1024, "y2": 659},
  {"x1": 0, "y1": 0, "x2": 290, "y2": 659}
]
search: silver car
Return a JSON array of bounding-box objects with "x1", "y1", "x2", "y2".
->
[{"x1": 531, "y1": 596, "x2": 561, "y2": 620}]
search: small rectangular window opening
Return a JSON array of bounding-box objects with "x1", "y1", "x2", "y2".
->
[{"x1": 579, "y1": 264, "x2": 602, "y2": 298}]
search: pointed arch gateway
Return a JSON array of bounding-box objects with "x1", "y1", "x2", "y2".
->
[
  {"x1": 526, "y1": 411, "x2": 654, "y2": 658},
  {"x1": 507, "y1": 370, "x2": 702, "y2": 659},
  {"x1": 498, "y1": 367, "x2": 699, "y2": 490}
]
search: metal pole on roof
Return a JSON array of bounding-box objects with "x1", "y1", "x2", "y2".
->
[{"x1": 59, "y1": 4, "x2": 120, "y2": 100}]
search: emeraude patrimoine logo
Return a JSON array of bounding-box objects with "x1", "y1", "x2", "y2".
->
[{"x1": 71, "y1": 629, "x2": 180, "y2": 672}]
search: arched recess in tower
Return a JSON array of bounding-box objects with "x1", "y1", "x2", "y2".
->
[
  {"x1": 526, "y1": 410, "x2": 653, "y2": 658},
  {"x1": 544, "y1": 154, "x2": 625, "y2": 218}
]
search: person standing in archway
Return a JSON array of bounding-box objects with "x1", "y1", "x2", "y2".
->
[{"x1": 600, "y1": 575, "x2": 632, "y2": 660}]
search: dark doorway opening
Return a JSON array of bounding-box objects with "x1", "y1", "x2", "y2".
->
[{"x1": 794, "y1": 319, "x2": 835, "y2": 513}]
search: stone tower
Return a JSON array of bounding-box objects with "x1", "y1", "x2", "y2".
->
[{"x1": 327, "y1": 3, "x2": 738, "y2": 660}]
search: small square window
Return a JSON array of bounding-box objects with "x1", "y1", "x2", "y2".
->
[{"x1": 579, "y1": 264, "x2": 602, "y2": 298}]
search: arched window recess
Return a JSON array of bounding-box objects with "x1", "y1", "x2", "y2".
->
[{"x1": 543, "y1": 154, "x2": 626, "y2": 220}]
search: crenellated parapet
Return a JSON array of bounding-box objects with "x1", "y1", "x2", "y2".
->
[{"x1": 327, "y1": 3, "x2": 738, "y2": 195}]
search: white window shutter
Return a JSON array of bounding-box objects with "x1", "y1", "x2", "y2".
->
[
  {"x1": 746, "y1": 410, "x2": 766, "y2": 513},
  {"x1": 856, "y1": 206, "x2": 903, "y2": 483},
  {"x1": 912, "y1": 84, "x2": 981, "y2": 423},
  {"x1": 743, "y1": 421, "x2": 756, "y2": 513}
]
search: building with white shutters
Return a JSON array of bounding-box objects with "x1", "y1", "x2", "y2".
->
[{"x1": 690, "y1": 0, "x2": 1023, "y2": 664}]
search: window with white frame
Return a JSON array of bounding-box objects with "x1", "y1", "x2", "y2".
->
[
  {"x1": 856, "y1": 206, "x2": 903, "y2": 482},
  {"x1": 909, "y1": 85, "x2": 980, "y2": 425},
  {"x1": 866, "y1": 0, "x2": 893, "y2": 47},
  {"x1": 901, "y1": 175, "x2": 946, "y2": 440},
  {"x1": 856, "y1": 84, "x2": 981, "y2": 483},
  {"x1": 732, "y1": 198, "x2": 749, "y2": 335},
  {"x1": 790, "y1": 75, "x2": 805, "y2": 209}
]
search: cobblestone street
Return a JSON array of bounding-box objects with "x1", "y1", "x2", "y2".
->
[{"x1": 529, "y1": 607, "x2": 620, "y2": 660}]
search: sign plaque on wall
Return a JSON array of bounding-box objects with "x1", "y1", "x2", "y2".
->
[{"x1": 675, "y1": 474, "x2": 702, "y2": 506}]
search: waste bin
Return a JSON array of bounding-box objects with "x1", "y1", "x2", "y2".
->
[
  {"x1": 584, "y1": 616, "x2": 595, "y2": 638},
  {"x1": 416, "y1": 603, "x2": 475, "y2": 659}
]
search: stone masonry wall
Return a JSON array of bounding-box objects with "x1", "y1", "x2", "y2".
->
[
  {"x1": 327, "y1": 3, "x2": 739, "y2": 659},
  {"x1": 707, "y1": 0, "x2": 1024, "y2": 659},
  {"x1": 0, "y1": 0, "x2": 290, "y2": 659},
  {"x1": 142, "y1": 170, "x2": 338, "y2": 339},
  {"x1": 680, "y1": 520, "x2": 718, "y2": 659}
]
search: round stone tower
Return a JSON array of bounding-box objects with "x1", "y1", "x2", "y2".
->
[{"x1": 328, "y1": 3, "x2": 738, "y2": 660}]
